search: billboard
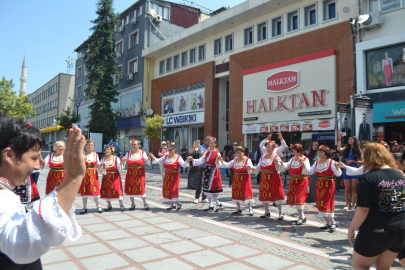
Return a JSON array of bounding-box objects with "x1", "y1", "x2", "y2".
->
[
  {"x1": 337, "y1": 103, "x2": 352, "y2": 145},
  {"x1": 354, "y1": 99, "x2": 373, "y2": 141}
]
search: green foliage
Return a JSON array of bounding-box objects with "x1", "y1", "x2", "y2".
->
[
  {"x1": 143, "y1": 115, "x2": 164, "y2": 140},
  {"x1": 0, "y1": 77, "x2": 35, "y2": 120},
  {"x1": 84, "y1": 0, "x2": 120, "y2": 144},
  {"x1": 56, "y1": 106, "x2": 81, "y2": 131}
]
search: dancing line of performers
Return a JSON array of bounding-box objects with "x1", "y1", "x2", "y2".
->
[{"x1": 41, "y1": 134, "x2": 341, "y2": 232}]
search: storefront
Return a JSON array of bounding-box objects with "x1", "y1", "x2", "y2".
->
[
  {"x1": 117, "y1": 116, "x2": 147, "y2": 153},
  {"x1": 242, "y1": 50, "x2": 337, "y2": 151},
  {"x1": 373, "y1": 101, "x2": 405, "y2": 143}
]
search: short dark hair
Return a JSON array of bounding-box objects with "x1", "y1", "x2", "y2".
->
[
  {"x1": 292, "y1": 144, "x2": 304, "y2": 154},
  {"x1": 0, "y1": 116, "x2": 45, "y2": 166},
  {"x1": 344, "y1": 118, "x2": 348, "y2": 121},
  {"x1": 318, "y1": 146, "x2": 332, "y2": 159},
  {"x1": 362, "y1": 113, "x2": 366, "y2": 116}
]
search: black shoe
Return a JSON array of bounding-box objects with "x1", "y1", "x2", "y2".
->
[
  {"x1": 320, "y1": 224, "x2": 331, "y2": 230},
  {"x1": 329, "y1": 224, "x2": 337, "y2": 232},
  {"x1": 296, "y1": 218, "x2": 307, "y2": 225},
  {"x1": 277, "y1": 213, "x2": 284, "y2": 221},
  {"x1": 80, "y1": 208, "x2": 87, "y2": 215},
  {"x1": 218, "y1": 203, "x2": 223, "y2": 208},
  {"x1": 260, "y1": 213, "x2": 270, "y2": 218},
  {"x1": 272, "y1": 203, "x2": 276, "y2": 207},
  {"x1": 176, "y1": 204, "x2": 182, "y2": 211},
  {"x1": 144, "y1": 204, "x2": 150, "y2": 211},
  {"x1": 104, "y1": 206, "x2": 112, "y2": 211},
  {"x1": 97, "y1": 207, "x2": 103, "y2": 213},
  {"x1": 204, "y1": 206, "x2": 214, "y2": 211},
  {"x1": 120, "y1": 205, "x2": 125, "y2": 212},
  {"x1": 232, "y1": 209, "x2": 242, "y2": 215},
  {"x1": 166, "y1": 207, "x2": 173, "y2": 210},
  {"x1": 248, "y1": 209, "x2": 254, "y2": 216},
  {"x1": 129, "y1": 205, "x2": 136, "y2": 211},
  {"x1": 215, "y1": 206, "x2": 220, "y2": 212}
]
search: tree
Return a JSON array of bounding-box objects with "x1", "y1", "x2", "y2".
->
[
  {"x1": 84, "y1": 0, "x2": 120, "y2": 144},
  {"x1": 56, "y1": 106, "x2": 81, "y2": 131},
  {"x1": 0, "y1": 77, "x2": 35, "y2": 120},
  {"x1": 143, "y1": 115, "x2": 164, "y2": 154}
]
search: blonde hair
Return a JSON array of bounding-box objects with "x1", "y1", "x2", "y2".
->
[
  {"x1": 363, "y1": 142, "x2": 397, "y2": 172},
  {"x1": 53, "y1": 141, "x2": 65, "y2": 151}
]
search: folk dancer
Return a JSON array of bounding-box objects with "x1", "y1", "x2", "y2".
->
[
  {"x1": 78, "y1": 139, "x2": 102, "y2": 214},
  {"x1": 188, "y1": 137, "x2": 223, "y2": 212},
  {"x1": 259, "y1": 133, "x2": 287, "y2": 157},
  {"x1": 149, "y1": 142, "x2": 189, "y2": 210},
  {"x1": 217, "y1": 146, "x2": 254, "y2": 216},
  {"x1": 100, "y1": 145, "x2": 125, "y2": 211},
  {"x1": 42, "y1": 140, "x2": 66, "y2": 195},
  {"x1": 121, "y1": 139, "x2": 150, "y2": 211},
  {"x1": 309, "y1": 145, "x2": 342, "y2": 232}
]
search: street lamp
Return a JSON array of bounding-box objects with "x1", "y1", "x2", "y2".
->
[{"x1": 69, "y1": 97, "x2": 83, "y2": 115}]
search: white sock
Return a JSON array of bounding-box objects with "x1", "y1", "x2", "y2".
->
[
  {"x1": 276, "y1": 204, "x2": 283, "y2": 214},
  {"x1": 208, "y1": 198, "x2": 213, "y2": 207}
]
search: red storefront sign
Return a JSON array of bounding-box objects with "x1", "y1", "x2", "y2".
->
[
  {"x1": 260, "y1": 125, "x2": 269, "y2": 133},
  {"x1": 280, "y1": 124, "x2": 290, "y2": 132},
  {"x1": 302, "y1": 122, "x2": 313, "y2": 131},
  {"x1": 267, "y1": 71, "x2": 299, "y2": 92},
  {"x1": 291, "y1": 123, "x2": 301, "y2": 132},
  {"x1": 318, "y1": 121, "x2": 331, "y2": 128},
  {"x1": 270, "y1": 125, "x2": 279, "y2": 133}
]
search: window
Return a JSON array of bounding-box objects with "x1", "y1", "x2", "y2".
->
[
  {"x1": 369, "y1": 0, "x2": 379, "y2": 12},
  {"x1": 77, "y1": 66, "x2": 83, "y2": 78},
  {"x1": 271, "y1": 15, "x2": 283, "y2": 38},
  {"x1": 159, "y1": 60, "x2": 165, "y2": 75},
  {"x1": 181, "y1": 51, "x2": 188, "y2": 67},
  {"x1": 366, "y1": 43, "x2": 405, "y2": 90},
  {"x1": 198, "y1": 44, "x2": 205, "y2": 61},
  {"x1": 381, "y1": 0, "x2": 404, "y2": 13},
  {"x1": 166, "y1": 57, "x2": 172, "y2": 72},
  {"x1": 163, "y1": 7, "x2": 169, "y2": 20},
  {"x1": 126, "y1": 15, "x2": 129, "y2": 25},
  {"x1": 257, "y1": 21, "x2": 267, "y2": 42},
  {"x1": 131, "y1": 91, "x2": 142, "y2": 103},
  {"x1": 120, "y1": 94, "x2": 132, "y2": 110},
  {"x1": 129, "y1": 58, "x2": 138, "y2": 73},
  {"x1": 116, "y1": 40, "x2": 123, "y2": 54},
  {"x1": 189, "y1": 48, "x2": 196, "y2": 64},
  {"x1": 323, "y1": 0, "x2": 336, "y2": 22},
  {"x1": 173, "y1": 54, "x2": 180, "y2": 70},
  {"x1": 111, "y1": 101, "x2": 119, "y2": 112},
  {"x1": 244, "y1": 26, "x2": 253, "y2": 46},
  {"x1": 287, "y1": 9, "x2": 299, "y2": 33},
  {"x1": 225, "y1": 34, "x2": 233, "y2": 52},
  {"x1": 304, "y1": 3, "x2": 317, "y2": 27},
  {"x1": 152, "y1": 3, "x2": 169, "y2": 19},
  {"x1": 78, "y1": 107, "x2": 89, "y2": 118},
  {"x1": 76, "y1": 85, "x2": 82, "y2": 97},
  {"x1": 129, "y1": 30, "x2": 139, "y2": 48},
  {"x1": 214, "y1": 38, "x2": 222, "y2": 56}
]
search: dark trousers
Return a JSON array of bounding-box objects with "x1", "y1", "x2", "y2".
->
[
  {"x1": 256, "y1": 172, "x2": 261, "y2": 185},
  {"x1": 31, "y1": 172, "x2": 40, "y2": 185},
  {"x1": 180, "y1": 167, "x2": 188, "y2": 173},
  {"x1": 226, "y1": 168, "x2": 230, "y2": 177},
  {"x1": 195, "y1": 167, "x2": 206, "y2": 199},
  {"x1": 229, "y1": 168, "x2": 234, "y2": 187}
]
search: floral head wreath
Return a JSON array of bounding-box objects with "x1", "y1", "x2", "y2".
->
[
  {"x1": 290, "y1": 144, "x2": 294, "y2": 148},
  {"x1": 236, "y1": 146, "x2": 244, "y2": 151},
  {"x1": 26, "y1": 122, "x2": 33, "y2": 127},
  {"x1": 108, "y1": 145, "x2": 115, "y2": 152},
  {"x1": 85, "y1": 139, "x2": 90, "y2": 146},
  {"x1": 265, "y1": 140, "x2": 274, "y2": 145},
  {"x1": 318, "y1": 145, "x2": 326, "y2": 150},
  {"x1": 212, "y1": 137, "x2": 217, "y2": 141},
  {"x1": 169, "y1": 142, "x2": 175, "y2": 146},
  {"x1": 131, "y1": 139, "x2": 136, "y2": 144},
  {"x1": 58, "y1": 139, "x2": 66, "y2": 145},
  {"x1": 391, "y1": 140, "x2": 397, "y2": 144},
  {"x1": 380, "y1": 141, "x2": 388, "y2": 146}
]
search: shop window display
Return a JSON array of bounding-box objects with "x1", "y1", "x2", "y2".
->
[{"x1": 366, "y1": 44, "x2": 405, "y2": 90}]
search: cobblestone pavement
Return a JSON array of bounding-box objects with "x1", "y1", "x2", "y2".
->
[{"x1": 37, "y1": 166, "x2": 403, "y2": 270}]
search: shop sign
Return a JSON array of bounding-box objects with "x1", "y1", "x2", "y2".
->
[
  {"x1": 298, "y1": 110, "x2": 331, "y2": 116},
  {"x1": 381, "y1": 0, "x2": 401, "y2": 13},
  {"x1": 270, "y1": 124, "x2": 279, "y2": 133},
  {"x1": 244, "y1": 117, "x2": 258, "y2": 121},
  {"x1": 291, "y1": 123, "x2": 301, "y2": 132},
  {"x1": 302, "y1": 122, "x2": 313, "y2": 131},
  {"x1": 260, "y1": 125, "x2": 269, "y2": 133},
  {"x1": 312, "y1": 133, "x2": 335, "y2": 143},
  {"x1": 243, "y1": 118, "x2": 335, "y2": 134},
  {"x1": 267, "y1": 71, "x2": 299, "y2": 92},
  {"x1": 243, "y1": 124, "x2": 260, "y2": 134},
  {"x1": 280, "y1": 123, "x2": 290, "y2": 132},
  {"x1": 162, "y1": 111, "x2": 204, "y2": 127}
]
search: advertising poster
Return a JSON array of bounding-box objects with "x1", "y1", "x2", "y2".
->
[
  {"x1": 354, "y1": 99, "x2": 373, "y2": 141},
  {"x1": 190, "y1": 91, "x2": 204, "y2": 110},
  {"x1": 176, "y1": 94, "x2": 188, "y2": 112},
  {"x1": 162, "y1": 97, "x2": 175, "y2": 115},
  {"x1": 337, "y1": 103, "x2": 352, "y2": 145},
  {"x1": 173, "y1": 128, "x2": 188, "y2": 148}
]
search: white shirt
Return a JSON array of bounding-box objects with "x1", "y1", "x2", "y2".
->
[
  {"x1": 100, "y1": 156, "x2": 122, "y2": 174},
  {"x1": 42, "y1": 153, "x2": 63, "y2": 169},
  {"x1": 259, "y1": 139, "x2": 287, "y2": 157},
  {"x1": 281, "y1": 156, "x2": 311, "y2": 175},
  {"x1": 124, "y1": 151, "x2": 151, "y2": 166},
  {"x1": 253, "y1": 154, "x2": 283, "y2": 175},
  {"x1": 193, "y1": 150, "x2": 222, "y2": 167},
  {"x1": 345, "y1": 166, "x2": 365, "y2": 176},
  {"x1": 152, "y1": 154, "x2": 188, "y2": 168},
  {"x1": 218, "y1": 157, "x2": 253, "y2": 170},
  {"x1": 309, "y1": 159, "x2": 342, "y2": 177}
]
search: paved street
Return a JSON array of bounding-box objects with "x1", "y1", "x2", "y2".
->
[{"x1": 37, "y1": 166, "x2": 401, "y2": 270}]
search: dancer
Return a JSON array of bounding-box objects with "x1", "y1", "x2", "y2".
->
[
  {"x1": 259, "y1": 133, "x2": 287, "y2": 156},
  {"x1": 100, "y1": 145, "x2": 125, "y2": 211},
  {"x1": 217, "y1": 146, "x2": 254, "y2": 216},
  {"x1": 121, "y1": 139, "x2": 150, "y2": 211},
  {"x1": 42, "y1": 140, "x2": 66, "y2": 195},
  {"x1": 250, "y1": 139, "x2": 285, "y2": 220},
  {"x1": 309, "y1": 145, "x2": 342, "y2": 232},
  {"x1": 78, "y1": 139, "x2": 102, "y2": 214},
  {"x1": 281, "y1": 144, "x2": 311, "y2": 225},
  {"x1": 189, "y1": 137, "x2": 223, "y2": 212},
  {"x1": 149, "y1": 142, "x2": 188, "y2": 210},
  {"x1": 337, "y1": 133, "x2": 363, "y2": 212}
]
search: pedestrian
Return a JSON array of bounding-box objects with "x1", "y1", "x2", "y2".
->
[
  {"x1": 281, "y1": 144, "x2": 311, "y2": 225},
  {"x1": 254, "y1": 146, "x2": 262, "y2": 184},
  {"x1": 196, "y1": 136, "x2": 211, "y2": 203},
  {"x1": 342, "y1": 143, "x2": 405, "y2": 269},
  {"x1": 337, "y1": 133, "x2": 363, "y2": 212},
  {"x1": 282, "y1": 146, "x2": 293, "y2": 186},
  {"x1": 180, "y1": 142, "x2": 188, "y2": 174},
  {"x1": 0, "y1": 118, "x2": 84, "y2": 268},
  {"x1": 227, "y1": 142, "x2": 238, "y2": 187},
  {"x1": 158, "y1": 141, "x2": 168, "y2": 157},
  {"x1": 393, "y1": 152, "x2": 405, "y2": 172},
  {"x1": 78, "y1": 139, "x2": 102, "y2": 214},
  {"x1": 150, "y1": 142, "x2": 189, "y2": 210},
  {"x1": 189, "y1": 137, "x2": 223, "y2": 211},
  {"x1": 100, "y1": 145, "x2": 125, "y2": 211},
  {"x1": 390, "y1": 140, "x2": 400, "y2": 154},
  {"x1": 307, "y1": 141, "x2": 320, "y2": 165},
  {"x1": 250, "y1": 139, "x2": 284, "y2": 219},
  {"x1": 309, "y1": 145, "x2": 342, "y2": 232},
  {"x1": 332, "y1": 147, "x2": 342, "y2": 192},
  {"x1": 42, "y1": 140, "x2": 66, "y2": 195},
  {"x1": 188, "y1": 141, "x2": 201, "y2": 200},
  {"x1": 218, "y1": 146, "x2": 254, "y2": 215},
  {"x1": 223, "y1": 139, "x2": 233, "y2": 177},
  {"x1": 121, "y1": 139, "x2": 150, "y2": 211},
  {"x1": 305, "y1": 145, "x2": 311, "y2": 157}
]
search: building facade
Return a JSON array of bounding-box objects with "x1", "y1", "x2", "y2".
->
[
  {"x1": 143, "y1": 0, "x2": 357, "y2": 152},
  {"x1": 27, "y1": 73, "x2": 75, "y2": 145},
  {"x1": 356, "y1": 0, "x2": 405, "y2": 143},
  {"x1": 74, "y1": 0, "x2": 210, "y2": 153}
]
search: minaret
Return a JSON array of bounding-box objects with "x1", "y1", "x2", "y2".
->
[{"x1": 20, "y1": 53, "x2": 27, "y2": 95}]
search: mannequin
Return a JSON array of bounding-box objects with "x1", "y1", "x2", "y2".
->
[{"x1": 382, "y1": 52, "x2": 394, "y2": 86}]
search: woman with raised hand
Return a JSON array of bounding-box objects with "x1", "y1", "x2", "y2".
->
[
  {"x1": 149, "y1": 142, "x2": 189, "y2": 211},
  {"x1": 280, "y1": 144, "x2": 311, "y2": 225},
  {"x1": 0, "y1": 117, "x2": 85, "y2": 268},
  {"x1": 42, "y1": 140, "x2": 66, "y2": 195},
  {"x1": 78, "y1": 139, "x2": 102, "y2": 214},
  {"x1": 100, "y1": 145, "x2": 125, "y2": 211},
  {"x1": 188, "y1": 137, "x2": 223, "y2": 212},
  {"x1": 259, "y1": 133, "x2": 287, "y2": 157},
  {"x1": 217, "y1": 146, "x2": 254, "y2": 216},
  {"x1": 309, "y1": 145, "x2": 342, "y2": 232},
  {"x1": 121, "y1": 139, "x2": 150, "y2": 211},
  {"x1": 249, "y1": 139, "x2": 285, "y2": 220}
]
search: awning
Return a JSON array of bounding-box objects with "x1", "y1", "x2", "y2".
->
[{"x1": 39, "y1": 125, "x2": 64, "y2": 133}]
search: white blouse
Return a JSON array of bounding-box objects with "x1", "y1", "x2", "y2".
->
[
  {"x1": 218, "y1": 157, "x2": 254, "y2": 170},
  {"x1": 125, "y1": 151, "x2": 151, "y2": 166},
  {"x1": 281, "y1": 156, "x2": 311, "y2": 175},
  {"x1": 152, "y1": 154, "x2": 189, "y2": 168},
  {"x1": 84, "y1": 152, "x2": 101, "y2": 169},
  {"x1": 253, "y1": 154, "x2": 283, "y2": 175},
  {"x1": 0, "y1": 186, "x2": 81, "y2": 264},
  {"x1": 101, "y1": 156, "x2": 122, "y2": 174},
  {"x1": 309, "y1": 159, "x2": 342, "y2": 177},
  {"x1": 259, "y1": 139, "x2": 287, "y2": 157},
  {"x1": 193, "y1": 150, "x2": 221, "y2": 167},
  {"x1": 42, "y1": 153, "x2": 63, "y2": 169}
]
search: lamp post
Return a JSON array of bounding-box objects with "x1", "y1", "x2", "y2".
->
[{"x1": 69, "y1": 97, "x2": 83, "y2": 115}]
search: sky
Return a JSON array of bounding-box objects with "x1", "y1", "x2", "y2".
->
[{"x1": 0, "y1": 0, "x2": 246, "y2": 95}]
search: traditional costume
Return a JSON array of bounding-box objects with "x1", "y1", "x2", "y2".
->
[
  {"x1": 14, "y1": 175, "x2": 40, "y2": 212},
  {"x1": 78, "y1": 152, "x2": 101, "y2": 198},
  {"x1": 100, "y1": 156, "x2": 123, "y2": 201},
  {"x1": 124, "y1": 150, "x2": 150, "y2": 198},
  {"x1": 283, "y1": 156, "x2": 310, "y2": 209},
  {"x1": 43, "y1": 153, "x2": 65, "y2": 195},
  {"x1": 255, "y1": 154, "x2": 284, "y2": 204},
  {"x1": 259, "y1": 138, "x2": 287, "y2": 156}
]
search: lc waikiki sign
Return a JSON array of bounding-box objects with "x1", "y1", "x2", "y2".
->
[
  {"x1": 162, "y1": 111, "x2": 204, "y2": 127},
  {"x1": 242, "y1": 50, "x2": 337, "y2": 124}
]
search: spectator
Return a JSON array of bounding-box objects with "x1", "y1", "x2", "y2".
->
[
  {"x1": 254, "y1": 146, "x2": 262, "y2": 184},
  {"x1": 305, "y1": 145, "x2": 311, "y2": 157},
  {"x1": 179, "y1": 143, "x2": 188, "y2": 173},
  {"x1": 158, "y1": 141, "x2": 168, "y2": 157},
  {"x1": 227, "y1": 142, "x2": 238, "y2": 187},
  {"x1": 196, "y1": 136, "x2": 210, "y2": 203},
  {"x1": 240, "y1": 141, "x2": 249, "y2": 157},
  {"x1": 223, "y1": 140, "x2": 233, "y2": 178},
  {"x1": 282, "y1": 147, "x2": 293, "y2": 186}
]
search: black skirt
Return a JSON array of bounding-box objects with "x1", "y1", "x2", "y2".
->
[
  {"x1": 0, "y1": 251, "x2": 42, "y2": 270},
  {"x1": 187, "y1": 166, "x2": 200, "y2": 190}
]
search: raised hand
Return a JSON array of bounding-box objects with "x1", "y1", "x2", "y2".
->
[
  {"x1": 277, "y1": 133, "x2": 283, "y2": 140},
  {"x1": 338, "y1": 132, "x2": 344, "y2": 139},
  {"x1": 63, "y1": 125, "x2": 85, "y2": 182}
]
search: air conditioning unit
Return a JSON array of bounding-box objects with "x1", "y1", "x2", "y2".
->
[
  {"x1": 360, "y1": 11, "x2": 383, "y2": 29},
  {"x1": 116, "y1": 53, "x2": 122, "y2": 59},
  {"x1": 131, "y1": 17, "x2": 137, "y2": 25},
  {"x1": 127, "y1": 73, "x2": 134, "y2": 80},
  {"x1": 155, "y1": 15, "x2": 162, "y2": 23},
  {"x1": 118, "y1": 26, "x2": 124, "y2": 33}
]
